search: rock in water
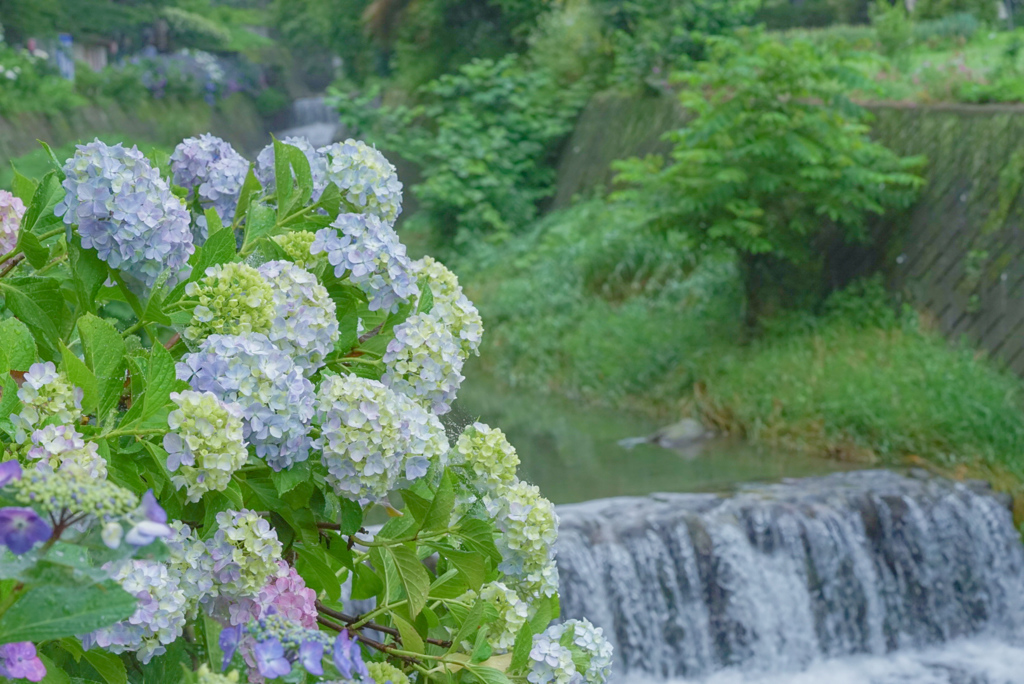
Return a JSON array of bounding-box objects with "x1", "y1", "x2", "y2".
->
[{"x1": 618, "y1": 418, "x2": 716, "y2": 456}]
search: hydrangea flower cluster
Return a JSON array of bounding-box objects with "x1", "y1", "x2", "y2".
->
[
  {"x1": 559, "y1": 619, "x2": 614, "y2": 684},
  {"x1": 527, "y1": 628, "x2": 578, "y2": 684},
  {"x1": 0, "y1": 189, "x2": 25, "y2": 256},
  {"x1": 0, "y1": 642, "x2": 45, "y2": 682},
  {"x1": 10, "y1": 362, "x2": 84, "y2": 443},
  {"x1": 177, "y1": 333, "x2": 315, "y2": 470},
  {"x1": 382, "y1": 312, "x2": 464, "y2": 415},
  {"x1": 366, "y1": 661, "x2": 410, "y2": 684},
  {"x1": 206, "y1": 509, "x2": 284, "y2": 600},
  {"x1": 257, "y1": 561, "x2": 318, "y2": 628},
  {"x1": 165, "y1": 522, "x2": 218, "y2": 616},
  {"x1": 81, "y1": 559, "x2": 189, "y2": 664},
  {"x1": 475, "y1": 581, "x2": 529, "y2": 650},
  {"x1": 489, "y1": 481, "x2": 560, "y2": 602},
  {"x1": 321, "y1": 139, "x2": 403, "y2": 224},
  {"x1": 183, "y1": 263, "x2": 277, "y2": 342},
  {"x1": 314, "y1": 374, "x2": 449, "y2": 502},
  {"x1": 454, "y1": 423, "x2": 520, "y2": 492},
  {"x1": 257, "y1": 260, "x2": 339, "y2": 376},
  {"x1": 311, "y1": 213, "x2": 418, "y2": 313},
  {"x1": 163, "y1": 390, "x2": 248, "y2": 502},
  {"x1": 272, "y1": 231, "x2": 322, "y2": 270},
  {"x1": 170, "y1": 134, "x2": 249, "y2": 239},
  {"x1": 255, "y1": 136, "x2": 327, "y2": 200},
  {"x1": 26, "y1": 424, "x2": 107, "y2": 479},
  {"x1": 243, "y1": 613, "x2": 333, "y2": 679},
  {"x1": 412, "y1": 256, "x2": 484, "y2": 357},
  {"x1": 56, "y1": 140, "x2": 194, "y2": 291},
  {"x1": 197, "y1": 665, "x2": 239, "y2": 684},
  {"x1": 9, "y1": 467, "x2": 138, "y2": 522}
]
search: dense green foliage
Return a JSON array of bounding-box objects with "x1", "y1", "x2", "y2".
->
[{"x1": 613, "y1": 33, "x2": 924, "y2": 320}]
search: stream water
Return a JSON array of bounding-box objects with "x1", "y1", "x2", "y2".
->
[{"x1": 452, "y1": 368, "x2": 1024, "y2": 683}]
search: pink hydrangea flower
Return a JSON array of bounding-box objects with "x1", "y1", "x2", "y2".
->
[
  {"x1": 0, "y1": 190, "x2": 26, "y2": 256},
  {"x1": 258, "y1": 561, "x2": 318, "y2": 628}
]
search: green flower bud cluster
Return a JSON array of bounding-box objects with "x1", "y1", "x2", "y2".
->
[
  {"x1": 196, "y1": 665, "x2": 239, "y2": 684},
  {"x1": 163, "y1": 391, "x2": 248, "y2": 502},
  {"x1": 10, "y1": 467, "x2": 138, "y2": 520},
  {"x1": 366, "y1": 661, "x2": 410, "y2": 684},
  {"x1": 183, "y1": 263, "x2": 276, "y2": 342},
  {"x1": 273, "y1": 231, "x2": 323, "y2": 270}
]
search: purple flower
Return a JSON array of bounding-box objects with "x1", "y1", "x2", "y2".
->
[
  {"x1": 141, "y1": 490, "x2": 168, "y2": 523},
  {"x1": 0, "y1": 642, "x2": 46, "y2": 681},
  {"x1": 333, "y1": 631, "x2": 368, "y2": 679},
  {"x1": 220, "y1": 623, "x2": 243, "y2": 670},
  {"x1": 253, "y1": 637, "x2": 292, "y2": 679},
  {"x1": 125, "y1": 490, "x2": 171, "y2": 546},
  {"x1": 0, "y1": 507, "x2": 51, "y2": 554},
  {"x1": 0, "y1": 461, "x2": 22, "y2": 487},
  {"x1": 299, "y1": 640, "x2": 324, "y2": 676}
]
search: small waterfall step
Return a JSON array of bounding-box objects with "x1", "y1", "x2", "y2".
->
[
  {"x1": 555, "y1": 470, "x2": 1024, "y2": 684},
  {"x1": 274, "y1": 96, "x2": 346, "y2": 148}
]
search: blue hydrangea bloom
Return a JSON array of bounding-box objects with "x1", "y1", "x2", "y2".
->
[
  {"x1": 170, "y1": 134, "x2": 249, "y2": 242},
  {"x1": 310, "y1": 213, "x2": 418, "y2": 313},
  {"x1": 56, "y1": 140, "x2": 194, "y2": 292},
  {"x1": 320, "y1": 139, "x2": 403, "y2": 224},
  {"x1": 176, "y1": 333, "x2": 315, "y2": 470}
]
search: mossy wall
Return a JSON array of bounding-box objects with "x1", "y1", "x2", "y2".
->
[
  {"x1": 554, "y1": 92, "x2": 1024, "y2": 374},
  {"x1": 0, "y1": 93, "x2": 268, "y2": 168}
]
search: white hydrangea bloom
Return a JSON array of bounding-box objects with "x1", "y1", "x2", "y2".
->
[
  {"x1": 488, "y1": 480, "x2": 560, "y2": 602},
  {"x1": 320, "y1": 139, "x2": 403, "y2": 224},
  {"x1": 165, "y1": 522, "x2": 216, "y2": 618},
  {"x1": 0, "y1": 189, "x2": 25, "y2": 256},
  {"x1": 382, "y1": 312, "x2": 464, "y2": 415},
  {"x1": 561, "y1": 619, "x2": 614, "y2": 684},
  {"x1": 26, "y1": 424, "x2": 107, "y2": 479},
  {"x1": 479, "y1": 581, "x2": 529, "y2": 650},
  {"x1": 257, "y1": 260, "x2": 339, "y2": 377},
  {"x1": 206, "y1": 509, "x2": 284, "y2": 600},
  {"x1": 314, "y1": 374, "x2": 449, "y2": 502},
  {"x1": 411, "y1": 256, "x2": 483, "y2": 357},
  {"x1": 528, "y1": 627, "x2": 577, "y2": 684},
  {"x1": 454, "y1": 422, "x2": 520, "y2": 492},
  {"x1": 10, "y1": 362, "x2": 84, "y2": 443},
  {"x1": 163, "y1": 390, "x2": 248, "y2": 502}
]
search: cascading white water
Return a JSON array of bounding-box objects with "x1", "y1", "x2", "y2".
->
[
  {"x1": 275, "y1": 96, "x2": 345, "y2": 148},
  {"x1": 554, "y1": 470, "x2": 1024, "y2": 684}
]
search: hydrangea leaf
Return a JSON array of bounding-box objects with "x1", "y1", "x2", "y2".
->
[
  {"x1": 455, "y1": 517, "x2": 502, "y2": 565},
  {"x1": 37, "y1": 141, "x2": 66, "y2": 180},
  {"x1": 83, "y1": 648, "x2": 128, "y2": 684},
  {"x1": 295, "y1": 542, "x2": 341, "y2": 602},
  {"x1": 21, "y1": 171, "x2": 64, "y2": 235},
  {"x1": 465, "y1": 665, "x2": 512, "y2": 684},
  {"x1": 0, "y1": 581, "x2": 137, "y2": 643},
  {"x1": 510, "y1": 622, "x2": 535, "y2": 673},
  {"x1": 242, "y1": 202, "x2": 277, "y2": 255},
  {"x1": 0, "y1": 276, "x2": 66, "y2": 360},
  {"x1": 422, "y1": 470, "x2": 455, "y2": 533},
  {"x1": 233, "y1": 165, "x2": 260, "y2": 226},
  {"x1": 350, "y1": 561, "x2": 384, "y2": 601},
  {"x1": 68, "y1": 236, "x2": 108, "y2": 316},
  {"x1": 430, "y1": 545, "x2": 485, "y2": 592},
  {"x1": 285, "y1": 142, "x2": 314, "y2": 209},
  {"x1": 337, "y1": 497, "x2": 364, "y2": 536},
  {"x1": 203, "y1": 207, "x2": 225, "y2": 237},
  {"x1": 0, "y1": 317, "x2": 37, "y2": 371},
  {"x1": 11, "y1": 168, "x2": 37, "y2": 204},
  {"x1": 141, "y1": 343, "x2": 182, "y2": 421},
  {"x1": 272, "y1": 460, "x2": 311, "y2": 497},
  {"x1": 273, "y1": 138, "x2": 295, "y2": 217},
  {"x1": 59, "y1": 341, "x2": 99, "y2": 414},
  {"x1": 77, "y1": 314, "x2": 127, "y2": 422},
  {"x1": 392, "y1": 613, "x2": 425, "y2": 655},
  {"x1": 428, "y1": 567, "x2": 470, "y2": 600},
  {"x1": 16, "y1": 228, "x2": 49, "y2": 269},
  {"x1": 386, "y1": 543, "x2": 431, "y2": 617}
]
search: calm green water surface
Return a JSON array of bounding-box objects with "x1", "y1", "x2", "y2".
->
[{"x1": 449, "y1": 365, "x2": 857, "y2": 505}]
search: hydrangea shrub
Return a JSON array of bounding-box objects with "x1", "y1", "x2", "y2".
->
[{"x1": 0, "y1": 134, "x2": 612, "y2": 684}]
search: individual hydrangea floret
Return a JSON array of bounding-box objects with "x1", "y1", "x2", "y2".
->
[
  {"x1": 177, "y1": 333, "x2": 315, "y2": 471},
  {"x1": 257, "y1": 260, "x2": 339, "y2": 376},
  {"x1": 455, "y1": 422, "x2": 520, "y2": 496},
  {"x1": 0, "y1": 189, "x2": 25, "y2": 256},
  {"x1": 488, "y1": 480, "x2": 560, "y2": 602},
  {"x1": 26, "y1": 424, "x2": 107, "y2": 479},
  {"x1": 163, "y1": 390, "x2": 248, "y2": 502},
  {"x1": 170, "y1": 134, "x2": 249, "y2": 241},
  {"x1": 320, "y1": 139, "x2": 403, "y2": 224},
  {"x1": 10, "y1": 362, "x2": 84, "y2": 443},
  {"x1": 382, "y1": 312, "x2": 464, "y2": 415},
  {"x1": 314, "y1": 374, "x2": 449, "y2": 502},
  {"x1": 411, "y1": 256, "x2": 483, "y2": 357},
  {"x1": 255, "y1": 136, "x2": 327, "y2": 201},
  {"x1": 55, "y1": 139, "x2": 194, "y2": 291},
  {"x1": 0, "y1": 507, "x2": 51, "y2": 555},
  {"x1": 258, "y1": 561, "x2": 318, "y2": 628},
  {"x1": 81, "y1": 559, "x2": 189, "y2": 664},
  {"x1": 310, "y1": 213, "x2": 418, "y2": 313},
  {"x1": 272, "y1": 231, "x2": 324, "y2": 270},
  {"x1": 528, "y1": 627, "x2": 577, "y2": 684},
  {"x1": 205, "y1": 509, "x2": 284, "y2": 600},
  {"x1": 0, "y1": 642, "x2": 46, "y2": 682},
  {"x1": 183, "y1": 263, "x2": 276, "y2": 343},
  {"x1": 366, "y1": 661, "x2": 410, "y2": 684}
]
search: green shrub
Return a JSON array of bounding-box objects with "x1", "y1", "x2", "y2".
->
[
  {"x1": 870, "y1": 0, "x2": 914, "y2": 66},
  {"x1": 912, "y1": 11, "x2": 980, "y2": 46},
  {"x1": 613, "y1": 32, "x2": 925, "y2": 323},
  {"x1": 0, "y1": 46, "x2": 85, "y2": 116}
]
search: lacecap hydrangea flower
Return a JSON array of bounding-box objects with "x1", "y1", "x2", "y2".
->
[
  {"x1": 382, "y1": 312, "x2": 464, "y2": 415},
  {"x1": 0, "y1": 189, "x2": 25, "y2": 256},
  {"x1": 183, "y1": 263, "x2": 277, "y2": 343},
  {"x1": 242, "y1": 613, "x2": 333, "y2": 679},
  {"x1": 26, "y1": 424, "x2": 107, "y2": 479},
  {"x1": 170, "y1": 134, "x2": 249, "y2": 240},
  {"x1": 10, "y1": 361, "x2": 83, "y2": 443},
  {"x1": 257, "y1": 260, "x2": 339, "y2": 376},
  {"x1": 272, "y1": 231, "x2": 323, "y2": 270},
  {"x1": 163, "y1": 390, "x2": 248, "y2": 502},
  {"x1": 177, "y1": 333, "x2": 315, "y2": 471},
  {"x1": 320, "y1": 139, "x2": 403, "y2": 224},
  {"x1": 56, "y1": 139, "x2": 194, "y2": 291},
  {"x1": 81, "y1": 559, "x2": 189, "y2": 664},
  {"x1": 311, "y1": 213, "x2": 418, "y2": 313},
  {"x1": 488, "y1": 480, "x2": 560, "y2": 602},
  {"x1": 314, "y1": 374, "x2": 449, "y2": 502},
  {"x1": 255, "y1": 136, "x2": 327, "y2": 201},
  {"x1": 411, "y1": 257, "x2": 483, "y2": 357},
  {"x1": 454, "y1": 423, "x2": 520, "y2": 493}
]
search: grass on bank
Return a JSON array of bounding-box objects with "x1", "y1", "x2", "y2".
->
[{"x1": 459, "y1": 199, "x2": 1024, "y2": 478}]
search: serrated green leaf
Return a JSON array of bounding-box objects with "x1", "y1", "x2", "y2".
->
[
  {"x1": 233, "y1": 166, "x2": 260, "y2": 226},
  {"x1": 68, "y1": 237, "x2": 108, "y2": 316},
  {"x1": 466, "y1": 666, "x2": 511, "y2": 684},
  {"x1": 417, "y1": 277, "x2": 434, "y2": 315},
  {"x1": 38, "y1": 653, "x2": 71, "y2": 684},
  {"x1": 528, "y1": 596, "x2": 556, "y2": 634},
  {"x1": 0, "y1": 582, "x2": 136, "y2": 643},
  {"x1": 423, "y1": 470, "x2": 455, "y2": 532},
  {"x1": 392, "y1": 613, "x2": 425, "y2": 655},
  {"x1": 21, "y1": 172, "x2": 64, "y2": 234},
  {"x1": 450, "y1": 600, "x2": 486, "y2": 653},
  {"x1": 83, "y1": 649, "x2": 128, "y2": 684},
  {"x1": 203, "y1": 207, "x2": 225, "y2": 237},
  {"x1": 510, "y1": 622, "x2": 534, "y2": 672},
  {"x1": 60, "y1": 342, "x2": 99, "y2": 414},
  {"x1": 17, "y1": 230, "x2": 49, "y2": 269},
  {"x1": 386, "y1": 543, "x2": 430, "y2": 617},
  {"x1": 272, "y1": 460, "x2": 311, "y2": 496},
  {"x1": 338, "y1": 498, "x2": 364, "y2": 536},
  {"x1": 141, "y1": 343, "x2": 180, "y2": 421},
  {"x1": 433, "y1": 545, "x2": 485, "y2": 591},
  {"x1": 456, "y1": 518, "x2": 501, "y2": 565},
  {"x1": 38, "y1": 141, "x2": 66, "y2": 180},
  {"x1": 11, "y1": 168, "x2": 38, "y2": 203},
  {"x1": 428, "y1": 568, "x2": 469, "y2": 600},
  {"x1": 400, "y1": 489, "x2": 431, "y2": 524},
  {"x1": 296, "y1": 543, "x2": 341, "y2": 602},
  {"x1": 243, "y1": 202, "x2": 277, "y2": 254},
  {"x1": 77, "y1": 315, "x2": 126, "y2": 422},
  {"x1": 0, "y1": 318, "x2": 37, "y2": 370},
  {"x1": 274, "y1": 138, "x2": 295, "y2": 217},
  {"x1": 0, "y1": 277, "x2": 66, "y2": 359},
  {"x1": 471, "y1": 627, "x2": 493, "y2": 663},
  {"x1": 285, "y1": 142, "x2": 313, "y2": 209}
]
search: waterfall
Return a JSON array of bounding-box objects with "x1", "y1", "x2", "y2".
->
[
  {"x1": 554, "y1": 470, "x2": 1024, "y2": 683},
  {"x1": 275, "y1": 96, "x2": 345, "y2": 148}
]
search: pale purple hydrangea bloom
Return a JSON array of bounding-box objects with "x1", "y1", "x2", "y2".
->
[
  {"x1": 177, "y1": 333, "x2": 315, "y2": 471},
  {"x1": 382, "y1": 312, "x2": 465, "y2": 415},
  {"x1": 528, "y1": 627, "x2": 578, "y2": 684},
  {"x1": 81, "y1": 559, "x2": 189, "y2": 664},
  {"x1": 10, "y1": 361, "x2": 84, "y2": 443},
  {"x1": 56, "y1": 140, "x2": 194, "y2": 292},
  {"x1": 0, "y1": 642, "x2": 46, "y2": 682},
  {"x1": 0, "y1": 189, "x2": 25, "y2": 256},
  {"x1": 27, "y1": 424, "x2": 107, "y2": 479},
  {"x1": 310, "y1": 213, "x2": 418, "y2": 313},
  {"x1": 242, "y1": 613, "x2": 333, "y2": 679},
  {"x1": 320, "y1": 139, "x2": 403, "y2": 223},
  {"x1": 170, "y1": 134, "x2": 249, "y2": 242},
  {"x1": 255, "y1": 136, "x2": 327, "y2": 201},
  {"x1": 257, "y1": 260, "x2": 339, "y2": 377}
]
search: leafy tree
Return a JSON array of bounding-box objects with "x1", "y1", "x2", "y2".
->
[{"x1": 614, "y1": 32, "x2": 925, "y2": 324}]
